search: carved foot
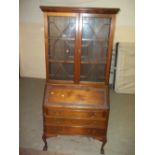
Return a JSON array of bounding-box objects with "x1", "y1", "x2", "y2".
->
[
  {"x1": 42, "y1": 135, "x2": 48, "y2": 151},
  {"x1": 100, "y1": 141, "x2": 106, "y2": 154}
]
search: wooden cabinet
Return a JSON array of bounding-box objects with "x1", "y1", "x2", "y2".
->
[{"x1": 40, "y1": 6, "x2": 119, "y2": 154}]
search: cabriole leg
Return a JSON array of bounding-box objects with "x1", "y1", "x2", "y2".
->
[
  {"x1": 42, "y1": 135, "x2": 48, "y2": 151},
  {"x1": 100, "y1": 141, "x2": 106, "y2": 154}
]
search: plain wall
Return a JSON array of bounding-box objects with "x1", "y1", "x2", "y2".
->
[{"x1": 19, "y1": 0, "x2": 135, "y2": 78}]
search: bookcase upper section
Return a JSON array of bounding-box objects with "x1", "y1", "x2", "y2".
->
[{"x1": 40, "y1": 6, "x2": 119, "y2": 86}]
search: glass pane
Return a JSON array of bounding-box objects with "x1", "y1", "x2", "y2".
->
[
  {"x1": 49, "y1": 63, "x2": 73, "y2": 80},
  {"x1": 81, "y1": 64, "x2": 105, "y2": 82},
  {"x1": 48, "y1": 16, "x2": 76, "y2": 80},
  {"x1": 80, "y1": 16, "x2": 111, "y2": 82}
]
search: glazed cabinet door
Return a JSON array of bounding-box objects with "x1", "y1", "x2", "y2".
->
[
  {"x1": 79, "y1": 14, "x2": 112, "y2": 82},
  {"x1": 45, "y1": 13, "x2": 78, "y2": 82},
  {"x1": 44, "y1": 12, "x2": 114, "y2": 84}
]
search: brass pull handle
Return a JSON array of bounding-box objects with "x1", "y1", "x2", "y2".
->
[
  {"x1": 89, "y1": 112, "x2": 96, "y2": 117},
  {"x1": 54, "y1": 111, "x2": 61, "y2": 116},
  {"x1": 56, "y1": 120, "x2": 61, "y2": 123},
  {"x1": 89, "y1": 129, "x2": 95, "y2": 134}
]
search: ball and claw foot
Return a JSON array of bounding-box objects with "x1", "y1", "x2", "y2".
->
[
  {"x1": 43, "y1": 144, "x2": 47, "y2": 151},
  {"x1": 100, "y1": 147, "x2": 104, "y2": 154},
  {"x1": 42, "y1": 135, "x2": 48, "y2": 151},
  {"x1": 100, "y1": 141, "x2": 105, "y2": 154}
]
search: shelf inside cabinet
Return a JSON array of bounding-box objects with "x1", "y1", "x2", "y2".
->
[
  {"x1": 82, "y1": 38, "x2": 108, "y2": 42},
  {"x1": 48, "y1": 59, "x2": 106, "y2": 65},
  {"x1": 81, "y1": 60, "x2": 106, "y2": 64},
  {"x1": 48, "y1": 37, "x2": 75, "y2": 41},
  {"x1": 48, "y1": 60, "x2": 74, "y2": 63}
]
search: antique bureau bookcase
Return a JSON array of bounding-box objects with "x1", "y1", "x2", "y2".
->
[{"x1": 40, "y1": 6, "x2": 119, "y2": 154}]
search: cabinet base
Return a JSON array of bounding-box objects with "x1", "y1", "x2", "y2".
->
[{"x1": 42, "y1": 134, "x2": 106, "y2": 154}]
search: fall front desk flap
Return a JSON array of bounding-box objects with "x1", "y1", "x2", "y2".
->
[{"x1": 44, "y1": 84, "x2": 109, "y2": 109}]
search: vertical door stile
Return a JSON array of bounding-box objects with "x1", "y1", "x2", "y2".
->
[
  {"x1": 73, "y1": 13, "x2": 79, "y2": 83},
  {"x1": 74, "y1": 13, "x2": 82, "y2": 84},
  {"x1": 44, "y1": 12, "x2": 49, "y2": 82},
  {"x1": 78, "y1": 13, "x2": 83, "y2": 84},
  {"x1": 105, "y1": 15, "x2": 116, "y2": 84}
]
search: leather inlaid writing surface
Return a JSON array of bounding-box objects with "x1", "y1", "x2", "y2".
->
[{"x1": 44, "y1": 85, "x2": 108, "y2": 109}]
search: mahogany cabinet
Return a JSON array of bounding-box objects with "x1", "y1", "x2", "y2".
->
[{"x1": 40, "y1": 6, "x2": 119, "y2": 154}]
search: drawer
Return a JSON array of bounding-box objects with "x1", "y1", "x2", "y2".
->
[
  {"x1": 45, "y1": 125, "x2": 106, "y2": 137},
  {"x1": 45, "y1": 107, "x2": 108, "y2": 119},
  {"x1": 44, "y1": 115, "x2": 106, "y2": 128}
]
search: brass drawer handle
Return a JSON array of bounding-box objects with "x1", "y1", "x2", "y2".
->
[
  {"x1": 55, "y1": 111, "x2": 61, "y2": 116},
  {"x1": 50, "y1": 111, "x2": 61, "y2": 116},
  {"x1": 89, "y1": 112, "x2": 96, "y2": 117},
  {"x1": 88, "y1": 129, "x2": 95, "y2": 134},
  {"x1": 56, "y1": 119, "x2": 62, "y2": 123},
  {"x1": 51, "y1": 127, "x2": 60, "y2": 132}
]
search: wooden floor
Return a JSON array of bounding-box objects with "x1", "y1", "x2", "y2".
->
[{"x1": 19, "y1": 78, "x2": 135, "y2": 155}]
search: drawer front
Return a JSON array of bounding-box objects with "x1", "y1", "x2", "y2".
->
[
  {"x1": 44, "y1": 116, "x2": 106, "y2": 128},
  {"x1": 45, "y1": 125, "x2": 106, "y2": 137},
  {"x1": 45, "y1": 107, "x2": 108, "y2": 119}
]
